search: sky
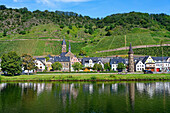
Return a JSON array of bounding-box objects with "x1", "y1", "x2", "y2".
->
[{"x1": 0, "y1": 0, "x2": 170, "y2": 18}]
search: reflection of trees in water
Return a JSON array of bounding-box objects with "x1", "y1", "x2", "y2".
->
[{"x1": 0, "y1": 82, "x2": 170, "y2": 112}]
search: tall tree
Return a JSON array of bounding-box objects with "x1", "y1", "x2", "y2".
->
[
  {"x1": 117, "y1": 63, "x2": 125, "y2": 71},
  {"x1": 72, "y1": 62, "x2": 83, "y2": 71},
  {"x1": 1, "y1": 51, "x2": 22, "y2": 76},
  {"x1": 52, "y1": 62, "x2": 62, "y2": 71},
  {"x1": 104, "y1": 63, "x2": 111, "y2": 71},
  {"x1": 21, "y1": 54, "x2": 35, "y2": 75},
  {"x1": 93, "y1": 64, "x2": 103, "y2": 71}
]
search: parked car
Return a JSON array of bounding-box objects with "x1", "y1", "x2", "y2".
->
[{"x1": 144, "y1": 70, "x2": 153, "y2": 74}]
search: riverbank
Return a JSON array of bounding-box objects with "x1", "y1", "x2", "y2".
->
[{"x1": 1, "y1": 73, "x2": 170, "y2": 82}]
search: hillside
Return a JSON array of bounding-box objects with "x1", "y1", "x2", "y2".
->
[{"x1": 0, "y1": 5, "x2": 170, "y2": 57}]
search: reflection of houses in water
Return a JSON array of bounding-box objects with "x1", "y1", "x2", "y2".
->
[
  {"x1": 18, "y1": 83, "x2": 52, "y2": 96},
  {"x1": 0, "y1": 83, "x2": 7, "y2": 91},
  {"x1": 136, "y1": 82, "x2": 170, "y2": 98},
  {"x1": 112, "y1": 84, "x2": 118, "y2": 92}
]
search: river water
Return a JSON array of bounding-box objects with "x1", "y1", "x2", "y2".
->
[{"x1": 0, "y1": 82, "x2": 170, "y2": 113}]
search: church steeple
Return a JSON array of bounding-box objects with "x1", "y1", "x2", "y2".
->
[
  {"x1": 62, "y1": 38, "x2": 67, "y2": 53},
  {"x1": 69, "y1": 41, "x2": 71, "y2": 52},
  {"x1": 128, "y1": 43, "x2": 134, "y2": 72}
]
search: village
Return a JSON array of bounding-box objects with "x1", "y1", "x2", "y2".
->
[{"x1": 32, "y1": 39, "x2": 170, "y2": 73}]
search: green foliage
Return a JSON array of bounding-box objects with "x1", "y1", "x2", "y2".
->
[
  {"x1": 1, "y1": 51, "x2": 22, "y2": 76},
  {"x1": 45, "y1": 56, "x2": 50, "y2": 61},
  {"x1": 72, "y1": 62, "x2": 83, "y2": 71},
  {"x1": 21, "y1": 54, "x2": 35, "y2": 75},
  {"x1": 79, "y1": 49, "x2": 86, "y2": 56},
  {"x1": 117, "y1": 63, "x2": 125, "y2": 70},
  {"x1": 93, "y1": 64, "x2": 103, "y2": 71},
  {"x1": 104, "y1": 63, "x2": 111, "y2": 71},
  {"x1": 52, "y1": 62, "x2": 62, "y2": 71}
]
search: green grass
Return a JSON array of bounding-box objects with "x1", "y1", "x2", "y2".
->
[{"x1": 1, "y1": 74, "x2": 170, "y2": 82}]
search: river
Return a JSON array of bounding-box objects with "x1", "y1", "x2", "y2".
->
[{"x1": 0, "y1": 82, "x2": 170, "y2": 113}]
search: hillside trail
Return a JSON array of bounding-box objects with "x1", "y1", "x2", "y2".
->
[{"x1": 97, "y1": 44, "x2": 170, "y2": 53}]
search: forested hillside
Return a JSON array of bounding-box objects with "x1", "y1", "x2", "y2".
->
[{"x1": 0, "y1": 5, "x2": 169, "y2": 57}]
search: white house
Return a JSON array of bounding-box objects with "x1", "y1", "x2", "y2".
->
[
  {"x1": 35, "y1": 58, "x2": 46, "y2": 72},
  {"x1": 135, "y1": 60, "x2": 145, "y2": 72},
  {"x1": 142, "y1": 56, "x2": 155, "y2": 72},
  {"x1": 152, "y1": 57, "x2": 170, "y2": 72},
  {"x1": 82, "y1": 57, "x2": 104, "y2": 69},
  {"x1": 110, "y1": 57, "x2": 126, "y2": 71}
]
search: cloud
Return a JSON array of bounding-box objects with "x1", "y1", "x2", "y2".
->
[
  {"x1": 54, "y1": 0, "x2": 91, "y2": 2},
  {"x1": 13, "y1": 0, "x2": 18, "y2": 2},
  {"x1": 36, "y1": 0, "x2": 91, "y2": 5}
]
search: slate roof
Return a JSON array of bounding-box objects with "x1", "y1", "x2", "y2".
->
[
  {"x1": 110, "y1": 57, "x2": 125, "y2": 65},
  {"x1": 82, "y1": 57, "x2": 101, "y2": 65},
  {"x1": 152, "y1": 57, "x2": 169, "y2": 62},
  {"x1": 54, "y1": 56, "x2": 70, "y2": 62},
  {"x1": 60, "y1": 52, "x2": 67, "y2": 57},
  {"x1": 142, "y1": 56, "x2": 150, "y2": 64},
  {"x1": 35, "y1": 58, "x2": 46, "y2": 65}
]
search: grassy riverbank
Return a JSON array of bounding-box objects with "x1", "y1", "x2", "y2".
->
[{"x1": 1, "y1": 73, "x2": 170, "y2": 82}]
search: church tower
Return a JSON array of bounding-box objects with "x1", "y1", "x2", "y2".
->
[
  {"x1": 62, "y1": 38, "x2": 67, "y2": 53},
  {"x1": 128, "y1": 43, "x2": 134, "y2": 72}
]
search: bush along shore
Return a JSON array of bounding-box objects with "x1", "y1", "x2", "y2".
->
[{"x1": 1, "y1": 73, "x2": 170, "y2": 82}]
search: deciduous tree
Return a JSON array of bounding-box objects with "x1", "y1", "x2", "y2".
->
[{"x1": 1, "y1": 51, "x2": 22, "y2": 76}]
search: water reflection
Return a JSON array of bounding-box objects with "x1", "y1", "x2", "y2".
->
[{"x1": 0, "y1": 82, "x2": 170, "y2": 113}]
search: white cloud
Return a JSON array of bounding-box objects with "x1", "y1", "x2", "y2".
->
[
  {"x1": 36, "y1": 0, "x2": 91, "y2": 5},
  {"x1": 13, "y1": 0, "x2": 18, "y2": 2},
  {"x1": 54, "y1": 0, "x2": 91, "y2": 2}
]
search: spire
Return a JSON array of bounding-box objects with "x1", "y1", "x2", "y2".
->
[
  {"x1": 62, "y1": 38, "x2": 66, "y2": 45},
  {"x1": 69, "y1": 41, "x2": 71, "y2": 52},
  {"x1": 128, "y1": 43, "x2": 134, "y2": 54}
]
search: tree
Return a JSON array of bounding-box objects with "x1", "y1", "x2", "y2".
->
[
  {"x1": 117, "y1": 63, "x2": 125, "y2": 71},
  {"x1": 1, "y1": 51, "x2": 22, "y2": 76},
  {"x1": 0, "y1": 5, "x2": 7, "y2": 10},
  {"x1": 21, "y1": 54, "x2": 35, "y2": 75},
  {"x1": 72, "y1": 62, "x2": 83, "y2": 71},
  {"x1": 79, "y1": 50, "x2": 86, "y2": 56},
  {"x1": 93, "y1": 64, "x2": 102, "y2": 71},
  {"x1": 52, "y1": 62, "x2": 62, "y2": 71},
  {"x1": 104, "y1": 63, "x2": 111, "y2": 71}
]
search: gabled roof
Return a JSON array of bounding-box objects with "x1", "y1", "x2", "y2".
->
[
  {"x1": 35, "y1": 58, "x2": 46, "y2": 65},
  {"x1": 110, "y1": 57, "x2": 125, "y2": 65},
  {"x1": 142, "y1": 56, "x2": 150, "y2": 64},
  {"x1": 135, "y1": 60, "x2": 144, "y2": 65}
]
